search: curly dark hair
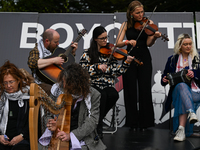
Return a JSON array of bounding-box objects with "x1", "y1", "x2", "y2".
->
[
  {"x1": 57, "y1": 63, "x2": 90, "y2": 99},
  {"x1": 0, "y1": 60, "x2": 29, "y2": 96}
]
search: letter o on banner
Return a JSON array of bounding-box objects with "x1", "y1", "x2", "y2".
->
[{"x1": 50, "y1": 23, "x2": 74, "y2": 48}]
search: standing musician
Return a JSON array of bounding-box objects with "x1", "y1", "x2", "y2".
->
[
  {"x1": 40, "y1": 63, "x2": 106, "y2": 150},
  {"x1": 116, "y1": 0, "x2": 162, "y2": 131},
  {"x1": 161, "y1": 33, "x2": 200, "y2": 141},
  {"x1": 27, "y1": 29, "x2": 78, "y2": 95},
  {"x1": 79, "y1": 26, "x2": 134, "y2": 138}
]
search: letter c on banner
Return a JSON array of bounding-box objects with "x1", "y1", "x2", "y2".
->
[
  {"x1": 105, "y1": 23, "x2": 122, "y2": 42},
  {"x1": 105, "y1": 24, "x2": 115, "y2": 43},
  {"x1": 50, "y1": 23, "x2": 74, "y2": 48}
]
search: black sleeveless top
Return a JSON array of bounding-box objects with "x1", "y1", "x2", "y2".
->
[{"x1": 126, "y1": 22, "x2": 152, "y2": 62}]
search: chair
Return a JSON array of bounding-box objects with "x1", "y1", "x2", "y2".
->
[
  {"x1": 169, "y1": 105, "x2": 174, "y2": 135},
  {"x1": 103, "y1": 104, "x2": 118, "y2": 134},
  {"x1": 103, "y1": 77, "x2": 121, "y2": 134}
]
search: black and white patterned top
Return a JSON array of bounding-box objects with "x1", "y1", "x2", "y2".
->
[{"x1": 79, "y1": 49, "x2": 130, "y2": 89}]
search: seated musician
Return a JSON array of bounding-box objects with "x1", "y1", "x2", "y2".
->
[
  {"x1": 0, "y1": 61, "x2": 30, "y2": 150},
  {"x1": 79, "y1": 26, "x2": 134, "y2": 138},
  {"x1": 27, "y1": 28, "x2": 78, "y2": 95},
  {"x1": 39, "y1": 63, "x2": 106, "y2": 150},
  {"x1": 161, "y1": 33, "x2": 200, "y2": 142}
]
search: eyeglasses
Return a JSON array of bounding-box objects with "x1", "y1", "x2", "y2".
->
[
  {"x1": 3, "y1": 80, "x2": 16, "y2": 86},
  {"x1": 97, "y1": 36, "x2": 109, "y2": 41}
]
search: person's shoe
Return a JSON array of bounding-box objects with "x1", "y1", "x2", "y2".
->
[
  {"x1": 97, "y1": 128, "x2": 103, "y2": 139},
  {"x1": 188, "y1": 112, "x2": 198, "y2": 124},
  {"x1": 174, "y1": 126, "x2": 186, "y2": 141}
]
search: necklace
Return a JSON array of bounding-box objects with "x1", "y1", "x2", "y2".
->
[{"x1": 183, "y1": 58, "x2": 188, "y2": 65}]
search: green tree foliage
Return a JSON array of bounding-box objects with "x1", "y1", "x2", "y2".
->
[
  {"x1": 15, "y1": 0, "x2": 69, "y2": 13},
  {"x1": 83, "y1": 0, "x2": 130, "y2": 13},
  {"x1": 0, "y1": 0, "x2": 16, "y2": 12},
  {"x1": 0, "y1": 0, "x2": 200, "y2": 13},
  {"x1": 141, "y1": 0, "x2": 200, "y2": 12}
]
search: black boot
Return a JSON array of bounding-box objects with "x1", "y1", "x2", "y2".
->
[{"x1": 97, "y1": 122, "x2": 104, "y2": 139}]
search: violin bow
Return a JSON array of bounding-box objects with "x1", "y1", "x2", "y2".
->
[
  {"x1": 129, "y1": 5, "x2": 157, "y2": 54},
  {"x1": 106, "y1": 46, "x2": 115, "y2": 65},
  {"x1": 106, "y1": 21, "x2": 127, "y2": 64}
]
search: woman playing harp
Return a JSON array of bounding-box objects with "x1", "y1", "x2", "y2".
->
[{"x1": 39, "y1": 63, "x2": 106, "y2": 150}]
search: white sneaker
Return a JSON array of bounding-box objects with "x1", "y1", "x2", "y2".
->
[
  {"x1": 188, "y1": 112, "x2": 198, "y2": 124},
  {"x1": 174, "y1": 126, "x2": 186, "y2": 141}
]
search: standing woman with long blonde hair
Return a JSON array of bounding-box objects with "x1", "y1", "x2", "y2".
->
[{"x1": 116, "y1": 0, "x2": 161, "y2": 131}]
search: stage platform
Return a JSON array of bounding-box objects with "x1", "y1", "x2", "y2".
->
[{"x1": 102, "y1": 127, "x2": 200, "y2": 150}]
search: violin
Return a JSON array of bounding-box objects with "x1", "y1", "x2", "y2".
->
[
  {"x1": 99, "y1": 43, "x2": 143, "y2": 66},
  {"x1": 134, "y1": 17, "x2": 169, "y2": 42}
]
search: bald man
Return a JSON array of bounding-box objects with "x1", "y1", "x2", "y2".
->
[{"x1": 28, "y1": 29, "x2": 78, "y2": 94}]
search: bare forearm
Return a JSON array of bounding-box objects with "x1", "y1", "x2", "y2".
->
[
  {"x1": 147, "y1": 36, "x2": 157, "y2": 47},
  {"x1": 116, "y1": 41, "x2": 126, "y2": 48},
  {"x1": 147, "y1": 31, "x2": 161, "y2": 47},
  {"x1": 116, "y1": 22, "x2": 127, "y2": 48},
  {"x1": 38, "y1": 58, "x2": 54, "y2": 69}
]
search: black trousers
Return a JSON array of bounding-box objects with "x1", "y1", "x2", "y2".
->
[
  {"x1": 123, "y1": 59, "x2": 155, "y2": 128},
  {"x1": 92, "y1": 85, "x2": 119, "y2": 133},
  {"x1": 0, "y1": 141, "x2": 30, "y2": 150}
]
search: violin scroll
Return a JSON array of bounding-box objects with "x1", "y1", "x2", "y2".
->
[
  {"x1": 133, "y1": 58, "x2": 143, "y2": 66},
  {"x1": 161, "y1": 34, "x2": 169, "y2": 42}
]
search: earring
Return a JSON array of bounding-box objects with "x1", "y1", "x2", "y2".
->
[{"x1": 131, "y1": 15, "x2": 133, "y2": 18}]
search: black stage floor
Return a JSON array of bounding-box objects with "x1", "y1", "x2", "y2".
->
[{"x1": 102, "y1": 127, "x2": 200, "y2": 150}]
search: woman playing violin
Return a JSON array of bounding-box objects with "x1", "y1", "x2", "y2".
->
[
  {"x1": 79, "y1": 26, "x2": 134, "y2": 138},
  {"x1": 116, "y1": 0, "x2": 161, "y2": 131}
]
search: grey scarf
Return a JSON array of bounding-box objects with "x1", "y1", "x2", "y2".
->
[{"x1": 0, "y1": 86, "x2": 30, "y2": 134}]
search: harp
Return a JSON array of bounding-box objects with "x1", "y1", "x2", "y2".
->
[{"x1": 29, "y1": 83, "x2": 72, "y2": 150}]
